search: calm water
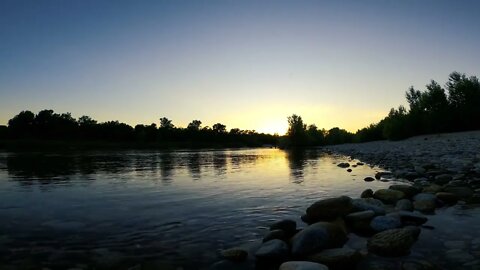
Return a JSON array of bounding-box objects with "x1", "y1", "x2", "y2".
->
[{"x1": 0, "y1": 148, "x2": 478, "y2": 269}]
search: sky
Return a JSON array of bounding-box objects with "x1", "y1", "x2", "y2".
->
[{"x1": 1, "y1": 0, "x2": 479, "y2": 134}]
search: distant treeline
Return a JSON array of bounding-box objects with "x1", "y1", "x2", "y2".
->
[
  {"x1": 0, "y1": 111, "x2": 278, "y2": 148},
  {"x1": 283, "y1": 71, "x2": 480, "y2": 147},
  {"x1": 1, "y1": 71, "x2": 479, "y2": 149}
]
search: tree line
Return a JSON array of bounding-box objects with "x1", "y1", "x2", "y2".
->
[
  {"x1": 0, "y1": 110, "x2": 278, "y2": 148},
  {"x1": 1, "y1": 71, "x2": 478, "y2": 148},
  {"x1": 284, "y1": 71, "x2": 480, "y2": 147}
]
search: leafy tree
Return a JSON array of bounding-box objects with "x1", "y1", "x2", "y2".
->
[
  {"x1": 212, "y1": 123, "x2": 227, "y2": 133},
  {"x1": 159, "y1": 117, "x2": 174, "y2": 129},
  {"x1": 187, "y1": 120, "x2": 202, "y2": 131}
]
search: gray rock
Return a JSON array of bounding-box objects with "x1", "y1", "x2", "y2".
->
[
  {"x1": 413, "y1": 193, "x2": 437, "y2": 202},
  {"x1": 374, "y1": 189, "x2": 406, "y2": 204},
  {"x1": 291, "y1": 222, "x2": 348, "y2": 256},
  {"x1": 279, "y1": 261, "x2": 329, "y2": 270},
  {"x1": 305, "y1": 196, "x2": 353, "y2": 222},
  {"x1": 270, "y1": 219, "x2": 297, "y2": 236},
  {"x1": 422, "y1": 184, "x2": 442, "y2": 194},
  {"x1": 367, "y1": 228, "x2": 418, "y2": 257},
  {"x1": 413, "y1": 200, "x2": 436, "y2": 213},
  {"x1": 397, "y1": 211, "x2": 428, "y2": 225},
  {"x1": 263, "y1": 229, "x2": 286, "y2": 242},
  {"x1": 443, "y1": 186, "x2": 474, "y2": 199},
  {"x1": 434, "y1": 174, "x2": 453, "y2": 185},
  {"x1": 361, "y1": 189, "x2": 374, "y2": 198},
  {"x1": 401, "y1": 258, "x2": 436, "y2": 270},
  {"x1": 345, "y1": 210, "x2": 375, "y2": 222},
  {"x1": 435, "y1": 192, "x2": 458, "y2": 204},
  {"x1": 352, "y1": 198, "x2": 386, "y2": 215},
  {"x1": 395, "y1": 199, "x2": 413, "y2": 211},
  {"x1": 389, "y1": 185, "x2": 420, "y2": 198},
  {"x1": 370, "y1": 215, "x2": 402, "y2": 232},
  {"x1": 307, "y1": 247, "x2": 361, "y2": 269},
  {"x1": 255, "y1": 239, "x2": 289, "y2": 259}
]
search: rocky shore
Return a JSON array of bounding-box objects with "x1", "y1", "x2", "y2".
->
[{"x1": 209, "y1": 131, "x2": 480, "y2": 270}]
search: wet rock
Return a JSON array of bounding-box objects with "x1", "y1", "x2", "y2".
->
[
  {"x1": 361, "y1": 189, "x2": 374, "y2": 198},
  {"x1": 413, "y1": 200, "x2": 436, "y2": 213},
  {"x1": 435, "y1": 192, "x2": 459, "y2": 205},
  {"x1": 307, "y1": 247, "x2": 362, "y2": 269},
  {"x1": 255, "y1": 239, "x2": 289, "y2": 259},
  {"x1": 221, "y1": 248, "x2": 248, "y2": 262},
  {"x1": 397, "y1": 211, "x2": 428, "y2": 226},
  {"x1": 434, "y1": 174, "x2": 452, "y2": 185},
  {"x1": 375, "y1": 172, "x2": 392, "y2": 180},
  {"x1": 422, "y1": 184, "x2": 442, "y2": 194},
  {"x1": 395, "y1": 199, "x2": 413, "y2": 211},
  {"x1": 373, "y1": 189, "x2": 406, "y2": 204},
  {"x1": 337, "y1": 162, "x2": 350, "y2": 168},
  {"x1": 209, "y1": 259, "x2": 255, "y2": 270},
  {"x1": 345, "y1": 210, "x2": 375, "y2": 233},
  {"x1": 279, "y1": 261, "x2": 329, "y2": 270},
  {"x1": 352, "y1": 198, "x2": 386, "y2": 215},
  {"x1": 413, "y1": 193, "x2": 436, "y2": 202},
  {"x1": 389, "y1": 185, "x2": 420, "y2": 198},
  {"x1": 370, "y1": 215, "x2": 402, "y2": 232},
  {"x1": 305, "y1": 196, "x2": 353, "y2": 222},
  {"x1": 443, "y1": 186, "x2": 474, "y2": 199},
  {"x1": 291, "y1": 222, "x2": 348, "y2": 256},
  {"x1": 367, "y1": 228, "x2": 418, "y2": 257},
  {"x1": 270, "y1": 219, "x2": 297, "y2": 236},
  {"x1": 414, "y1": 166, "x2": 426, "y2": 174},
  {"x1": 263, "y1": 229, "x2": 287, "y2": 243},
  {"x1": 364, "y1": 177, "x2": 375, "y2": 182}
]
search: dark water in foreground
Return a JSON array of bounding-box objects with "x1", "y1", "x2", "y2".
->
[{"x1": 0, "y1": 148, "x2": 479, "y2": 269}]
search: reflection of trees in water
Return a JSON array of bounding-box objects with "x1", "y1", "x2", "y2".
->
[
  {"x1": 159, "y1": 152, "x2": 174, "y2": 182},
  {"x1": 4, "y1": 150, "x2": 268, "y2": 186},
  {"x1": 286, "y1": 149, "x2": 323, "y2": 182},
  {"x1": 187, "y1": 153, "x2": 201, "y2": 180},
  {"x1": 213, "y1": 152, "x2": 227, "y2": 176}
]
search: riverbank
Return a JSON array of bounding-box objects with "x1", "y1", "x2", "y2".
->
[{"x1": 326, "y1": 131, "x2": 480, "y2": 181}]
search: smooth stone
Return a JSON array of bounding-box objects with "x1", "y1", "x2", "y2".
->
[
  {"x1": 370, "y1": 216, "x2": 402, "y2": 232},
  {"x1": 374, "y1": 189, "x2": 406, "y2": 204},
  {"x1": 345, "y1": 210, "x2": 375, "y2": 233},
  {"x1": 361, "y1": 189, "x2": 374, "y2": 198},
  {"x1": 270, "y1": 219, "x2": 297, "y2": 236},
  {"x1": 356, "y1": 257, "x2": 397, "y2": 270},
  {"x1": 221, "y1": 248, "x2": 248, "y2": 262},
  {"x1": 255, "y1": 239, "x2": 289, "y2": 259},
  {"x1": 414, "y1": 166, "x2": 426, "y2": 174},
  {"x1": 375, "y1": 172, "x2": 392, "y2": 180},
  {"x1": 305, "y1": 196, "x2": 353, "y2": 222},
  {"x1": 345, "y1": 210, "x2": 375, "y2": 222},
  {"x1": 209, "y1": 259, "x2": 255, "y2": 270},
  {"x1": 434, "y1": 174, "x2": 453, "y2": 185},
  {"x1": 307, "y1": 247, "x2": 361, "y2": 269},
  {"x1": 389, "y1": 185, "x2": 420, "y2": 198},
  {"x1": 337, "y1": 162, "x2": 350, "y2": 168},
  {"x1": 263, "y1": 229, "x2": 287, "y2": 243},
  {"x1": 364, "y1": 177, "x2": 375, "y2": 182},
  {"x1": 443, "y1": 186, "x2": 474, "y2": 199},
  {"x1": 422, "y1": 184, "x2": 442, "y2": 194},
  {"x1": 435, "y1": 192, "x2": 459, "y2": 204},
  {"x1": 397, "y1": 211, "x2": 428, "y2": 225},
  {"x1": 367, "y1": 228, "x2": 418, "y2": 257},
  {"x1": 352, "y1": 198, "x2": 386, "y2": 215},
  {"x1": 413, "y1": 193, "x2": 436, "y2": 202},
  {"x1": 413, "y1": 200, "x2": 436, "y2": 213},
  {"x1": 279, "y1": 261, "x2": 329, "y2": 270},
  {"x1": 291, "y1": 222, "x2": 348, "y2": 256},
  {"x1": 395, "y1": 199, "x2": 413, "y2": 211}
]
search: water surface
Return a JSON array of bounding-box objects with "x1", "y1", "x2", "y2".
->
[{"x1": 0, "y1": 148, "x2": 478, "y2": 269}]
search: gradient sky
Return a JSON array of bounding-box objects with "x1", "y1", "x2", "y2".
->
[{"x1": 1, "y1": 0, "x2": 479, "y2": 134}]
